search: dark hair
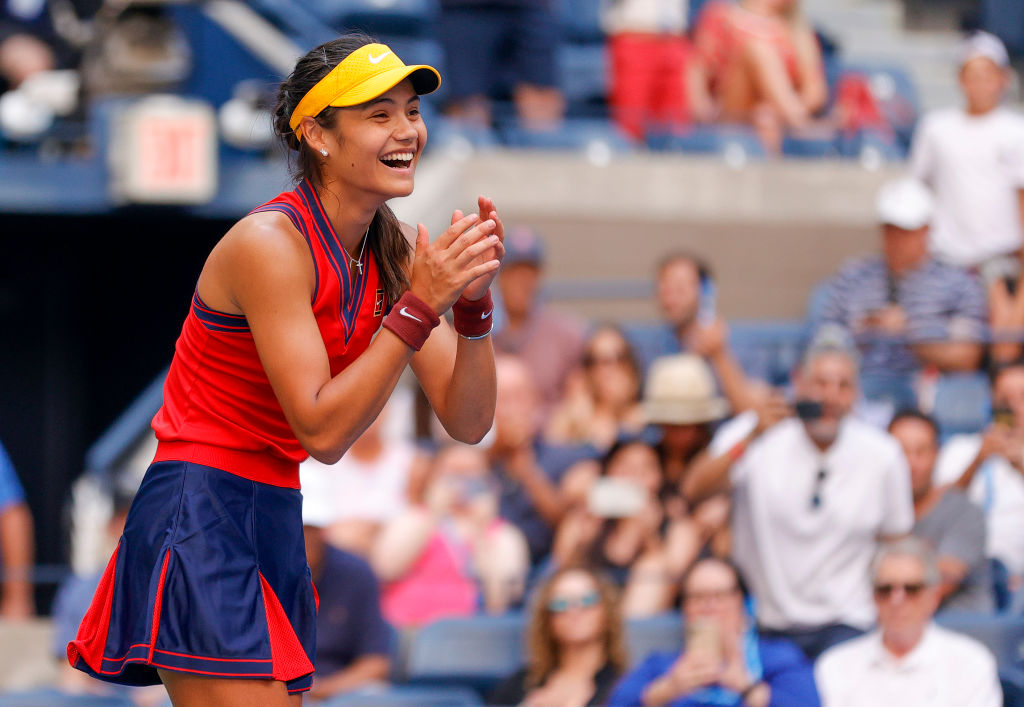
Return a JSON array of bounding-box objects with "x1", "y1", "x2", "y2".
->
[
  {"x1": 888, "y1": 408, "x2": 940, "y2": 441},
  {"x1": 601, "y1": 436, "x2": 660, "y2": 476},
  {"x1": 680, "y1": 556, "x2": 751, "y2": 602},
  {"x1": 272, "y1": 32, "x2": 412, "y2": 305},
  {"x1": 657, "y1": 251, "x2": 711, "y2": 283}
]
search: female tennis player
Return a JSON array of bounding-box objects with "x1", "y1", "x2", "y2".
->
[{"x1": 67, "y1": 34, "x2": 503, "y2": 706}]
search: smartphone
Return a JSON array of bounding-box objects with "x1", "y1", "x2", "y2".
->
[
  {"x1": 587, "y1": 477, "x2": 647, "y2": 518},
  {"x1": 698, "y1": 276, "x2": 717, "y2": 325},
  {"x1": 685, "y1": 618, "x2": 723, "y2": 664},
  {"x1": 794, "y1": 399, "x2": 824, "y2": 421},
  {"x1": 993, "y1": 406, "x2": 1016, "y2": 428}
]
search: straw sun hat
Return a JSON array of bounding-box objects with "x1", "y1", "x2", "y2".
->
[{"x1": 643, "y1": 354, "x2": 729, "y2": 425}]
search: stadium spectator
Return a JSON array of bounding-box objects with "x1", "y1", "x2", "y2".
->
[
  {"x1": 888, "y1": 410, "x2": 993, "y2": 612},
  {"x1": 371, "y1": 443, "x2": 529, "y2": 627},
  {"x1": 0, "y1": 438, "x2": 33, "y2": 619},
  {"x1": 302, "y1": 492, "x2": 391, "y2": 701},
  {"x1": 909, "y1": 31, "x2": 1024, "y2": 270},
  {"x1": 0, "y1": 0, "x2": 56, "y2": 90},
  {"x1": 494, "y1": 226, "x2": 587, "y2": 422},
  {"x1": 490, "y1": 355, "x2": 593, "y2": 566},
  {"x1": 690, "y1": 0, "x2": 827, "y2": 152},
  {"x1": 607, "y1": 557, "x2": 819, "y2": 707},
  {"x1": 934, "y1": 360, "x2": 1024, "y2": 606},
  {"x1": 816, "y1": 537, "x2": 1001, "y2": 707},
  {"x1": 298, "y1": 400, "x2": 421, "y2": 556},
  {"x1": 601, "y1": 0, "x2": 702, "y2": 140},
  {"x1": 684, "y1": 335, "x2": 914, "y2": 661},
  {"x1": 547, "y1": 324, "x2": 646, "y2": 452},
  {"x1": 554, "y1": 439, "x2": 702, "y2": 616},
  {"x1": 814, "y1": 177, "x2": 987, "y2": 413},
  {"x1": 625, "y1": 252, "x2": 755, "y2": 413},
  {"x1": 437, "y1": 0, "x2": 565, "y2": 130},
  {"x1": 489, "y1": 565, "x2": 627, "y2": 706},
  {"x1": 645, "y1": 354, "x2": 732, "y2": 558}
]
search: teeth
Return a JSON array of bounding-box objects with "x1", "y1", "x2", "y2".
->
[{"x1": 381, "y1": 152, "x2": 413, "y2": 162}]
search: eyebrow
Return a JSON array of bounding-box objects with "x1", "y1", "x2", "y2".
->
[{"x1": 362, "y1": 95, "x2": 421, "y2": 110}]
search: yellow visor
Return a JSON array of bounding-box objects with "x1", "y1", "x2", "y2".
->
[{"x1": 289, "y1": 43, "x2": 441, "y2": 141}]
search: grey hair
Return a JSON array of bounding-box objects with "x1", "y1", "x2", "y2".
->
[
  {"x1": 801, "y1": 324, "x2": 862, "y2": 378},
  {"x1": 871, "y1": 536, "x2": 941, "y2": 587}
]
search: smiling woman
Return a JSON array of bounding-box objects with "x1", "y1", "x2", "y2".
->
[{"x1": 65, "y1": 33, "x2": 506, "y2": 707}]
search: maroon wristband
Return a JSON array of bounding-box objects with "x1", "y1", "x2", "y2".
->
[
  {"x1": 382, "y1": 291, "x2": 440, "y2": 351},
  {"x1": 452, "y1": 291, "x2": 494, "y2": 338}
]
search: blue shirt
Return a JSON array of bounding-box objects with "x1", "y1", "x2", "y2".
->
[
  {"x1": 815, "y1": 256, "x2": 987, "y2": 378},
  {"x1": 607, "y1": 640, "x2": 820, "y2": 707},
  {"x1": 0, "y1": 441, "x2": 25, "y2": 512},
  {"x1": 314, "y1": 547, "x2": 392, "y2": 675}
]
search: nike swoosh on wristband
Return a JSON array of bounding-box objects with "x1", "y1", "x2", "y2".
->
[
  {"x1": 367, "y1": 51, "x2": 391, "y2": 65},
  {"x1": 481, "y1": 310, "x2": 492, "y2": 319},
  {"x1": 399, "y1": 306, "x2": 422, "y2": 323}
]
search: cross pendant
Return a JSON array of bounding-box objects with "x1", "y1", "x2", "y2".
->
[{"x1": 354, "y1": 261, "x2": 363, "y2": 276}]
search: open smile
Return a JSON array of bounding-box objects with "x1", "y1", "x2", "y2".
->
[{"x1": 380, "y1": 150, "x2": 415, "y2": 170}]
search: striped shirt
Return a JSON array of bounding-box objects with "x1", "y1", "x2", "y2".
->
[{"x1": 815, "y1": 256, "x2": 987, "y2": 377}]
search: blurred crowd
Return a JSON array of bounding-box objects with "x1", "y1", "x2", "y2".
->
[{"x1": 0, "y1": 4, "x2": 1023, "y2": 707}]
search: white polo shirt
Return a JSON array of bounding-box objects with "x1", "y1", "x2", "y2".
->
[
  {"x1": 934, "y1": 433, "x2": 1024, "y2": 575},
  {"x1": 299, "y1": 442, "x2": 415, "y2": 524},
  {"x1": 711, "y1": 413, "x2": 914, "y2": 630},
  {"x1": 910, "y1": 106, "x2": 1024, "y2": 267},
  {"x1": 815, "y1": 624, "x2": 1001, "y2": 707}
]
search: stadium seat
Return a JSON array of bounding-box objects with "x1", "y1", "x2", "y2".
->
[
  {"x1": 936, "y1": 613, "x2": 1024, "y2": 670},
  {"x1": 646, "y1": 125, "x2": 766, "y2": 162},
  {"x1": 625, "y1": 613, "x2": 683, "y2": 664},
  {"x1": 837, "y1": 63, "x2": 920, "y2": 151},
  {"x1": 781, "y1": 135, "x2": 839, "y2": 159},
  {"x1": 729, "y1": 320, "x2": 809, "y2": 386},
  {"x1": 930, "y1": 372, "x2": 992, "y2": 440},
  {"x1": 559, "y1": 0, "x2": 604, "y2": 43},
  {"x1": 559, "y1": 44, "x2": 610, "y2": 113},
  {"x1": 982, "y1": 0, "x2": 1024, "y2": 55},
  {"x1": 405, "y1": 614, "x2": 526, "y2": 694},
  {"x1": 321, "y1": 685, "x2": 484, "y2": 707},
  {"x1": 305, "y1": 0, "x2": 437, "y2": 37},
  {"x1": 498, "y1": 118, "x2": 634, "y2": 154},
  {"x1": 0, "y1": 690, "x2": 135, "y2": 706}
]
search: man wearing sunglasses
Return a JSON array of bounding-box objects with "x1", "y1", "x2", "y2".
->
[
  {"x1": 816, "y1": 537, "x2": 1001, "y2": 707},
  {"x1": 684, "y1": 333, "x2": 914, "y2": 661}
]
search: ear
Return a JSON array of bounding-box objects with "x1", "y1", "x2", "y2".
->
[{"x1": 301, "y1": 116, "x2": 326, "y2": 154}]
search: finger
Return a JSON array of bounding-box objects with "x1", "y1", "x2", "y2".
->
[
  {"x1": 488, "y1": 209, "x2": 505, "y2": 241},
  {"x1": 454, "y1": 235, "x2": 500, "y2": 268},
  {"x1": 436, "y1": 213, "x2": 480, "y2": 249},
  {"x1": 450, "y1": 209, "x2": 464, "y2": 227},
  {"x1": 415, "y1": 223, "x2": 429, "y2": 257},
  {"x1": 447, "y1": 219, "x2": 496, "y2": 255},
  {"x1": 462, "y1": 259, "x2": 501, "y2": 284}
]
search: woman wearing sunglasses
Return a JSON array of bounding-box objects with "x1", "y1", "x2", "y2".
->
[
  {"x1": 608, "y1": 557, "x2": 818, "y2": 706},
  {"x1": 489, "y1": 566, "x2": 628, "y2": 707}
]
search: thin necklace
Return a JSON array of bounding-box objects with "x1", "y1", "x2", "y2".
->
[{"x1": 344, "y1": 227, "x2": 369, "y2": 276}]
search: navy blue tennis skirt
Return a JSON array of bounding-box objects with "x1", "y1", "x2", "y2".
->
[{"x1": 68, "y1": 461, "x2": 318, "y2": 693}]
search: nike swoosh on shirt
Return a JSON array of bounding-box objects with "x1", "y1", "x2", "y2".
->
[
  {"x1": 367, "y1": 51, "x2": 391, "y2": 65},
  {"x1": 399, "y1": 306, "x2": 422, "y2": 323},
  {"x1": 481, "y1": 310, "x2": 492, "y2": 319}
]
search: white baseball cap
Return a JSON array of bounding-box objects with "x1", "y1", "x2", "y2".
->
[
  {"x1": 957, "y1": 31, "x2": 1010, "y2": 69},
  {"x1": 876, "y1": 177, "x2": 934, "y2": 230}
]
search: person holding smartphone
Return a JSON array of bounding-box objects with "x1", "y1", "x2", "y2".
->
[
  {"x1": 607, "y1": 557, "x2": 818, "y2": 707},
  {"x1": 683, "y1": 334, "x2": 914, "y2": 661}
]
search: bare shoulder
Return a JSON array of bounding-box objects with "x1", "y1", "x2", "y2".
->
[{"x1": 203, "y1": 210, "x2": 315, "y2": 312}]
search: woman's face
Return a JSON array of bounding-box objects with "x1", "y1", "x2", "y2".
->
[
  {"x1": 584, "y1": 329, "x2": 638, "y2": 407},
  {"x1": 319, "y1": 79, "x2": 427, "y2": 200},
  {"x1": 547, "y1": 570, "x2": 607, "y2": 647},
  {"x1": 606, "y1": 442, "x2": 661, "y2": 495},
  {"x1": 682, "y1": 560, "x2": 745, "y2": 637}
]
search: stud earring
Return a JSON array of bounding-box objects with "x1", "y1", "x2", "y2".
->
[{"x1": 320, "y1": 148, "x2": 328, "y2": 157}]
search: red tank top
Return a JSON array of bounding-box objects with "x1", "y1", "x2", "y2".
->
[{"x1": 151, "y1": 180, "x2": 388, "y2": 488}]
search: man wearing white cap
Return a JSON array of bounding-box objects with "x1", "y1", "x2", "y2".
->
[
  {"x1": 813, "y1": 177, "x2": 987, "y2": 410},
  {"x1": 910, "y1": 31, "x2": 1024, "y2": 270}
]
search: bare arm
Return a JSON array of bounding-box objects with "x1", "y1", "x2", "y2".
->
[
  {"x1": 310, "y1": 655, "x2": 390, "y2": 700},
  {"x1": 209, "y1": 211, "x2": 498, "y2": 463},
  {"x1": 745, "y1": 39, "x2": 809, "y2": 127},
  {"x1": 911, "y1": 342, "x2": 985, "y2": 372},
  {"x1": 792, "y1": 22, "x2": 827, "y2": 115},
  {"x1": 936, "y1": 556, "x2": 970, "y2": 602},
  {"x1": 370, "y1": 509, "x2": 436, "y2": 582},
  {"x1": 0, "y1": 503, "x2": 34, "y2": 618}
]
